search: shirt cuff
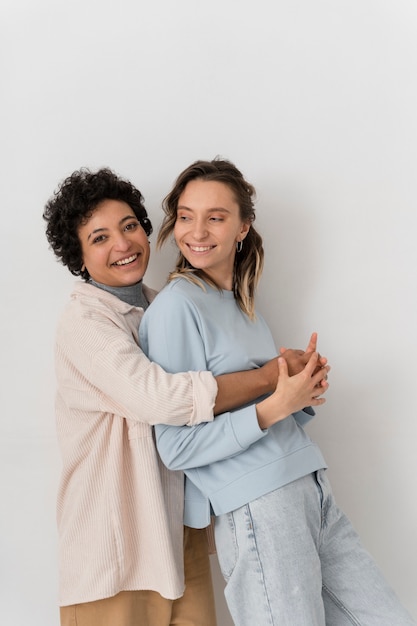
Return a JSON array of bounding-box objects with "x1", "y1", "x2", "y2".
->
[
  {"x1": 187, "y1": 370, "x2": 217, "y2": 426},
  {"x1": 230, "y1": 405, "x2": 267, "y2": 449}
]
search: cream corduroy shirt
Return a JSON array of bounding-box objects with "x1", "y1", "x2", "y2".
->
[{"x1": 54, "y1": 281, "x2": 217, "y2": 606}]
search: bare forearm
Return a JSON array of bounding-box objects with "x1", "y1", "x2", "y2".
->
[
  {"x1": 214, "y1": 359, "x2": 279, "y2": 415},
  {"x1": 214, "y1": 333, "x2": 330, "y2": 419}
]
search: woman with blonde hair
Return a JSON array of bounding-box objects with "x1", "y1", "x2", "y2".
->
[{"x1": 140, "y1": 158, "x2": 415, "y2": 626}]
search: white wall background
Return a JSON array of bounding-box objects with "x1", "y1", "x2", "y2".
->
[{"x1": 1, "y1": 1, "x2": 416, "y2": 624}]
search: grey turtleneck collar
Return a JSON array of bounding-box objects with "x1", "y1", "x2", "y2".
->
[{"x1": 88, "y1": 278, "x2": 149, "y2": 309}]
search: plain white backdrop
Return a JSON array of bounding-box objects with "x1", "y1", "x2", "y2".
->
[{"x1": 1, "y1": 1, "x2": 416, "y2": 624}]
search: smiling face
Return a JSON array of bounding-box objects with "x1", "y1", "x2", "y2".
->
[
  {"x1": 78, "y1": 199, "x2": 151, "y2": 287},
  {"x1": 174, "y1": 179, "x2": 250, "y2": 290}
]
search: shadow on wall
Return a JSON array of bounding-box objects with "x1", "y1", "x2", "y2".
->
[{"x1": 255, "y1": 182, "x2": 319, "y2": 343}]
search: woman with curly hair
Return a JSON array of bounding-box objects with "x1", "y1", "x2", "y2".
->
[{"x1": 43, "y1": 167, "x2": 323, "y2": 626}]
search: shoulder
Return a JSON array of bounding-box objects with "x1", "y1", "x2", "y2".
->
[
  {"x1": 140, "y1": 277, "x2": 207, "y2": 337},
  {"x1": 148, "y1": 276, "x2": 207, "y2": 309},
  {"x1": 69, "y1": 281, "x2": 131, "y2": 313},
  {"x1": 58, "y1": 281, "x2": 140, "y2": 339}
]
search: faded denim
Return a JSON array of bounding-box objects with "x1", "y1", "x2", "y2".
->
[{"x1": 214, "y1": 470, "x2": 415, "y2": 626}]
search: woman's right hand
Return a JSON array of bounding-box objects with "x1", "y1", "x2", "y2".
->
[{"x1": 255, "y1": 353, "x2": 329, "y2": 430}]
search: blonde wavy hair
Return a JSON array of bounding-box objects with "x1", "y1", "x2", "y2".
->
[{"x1": 157, "y1": 158, "x2": 264, "y2": 319}]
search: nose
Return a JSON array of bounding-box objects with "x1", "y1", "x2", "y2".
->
[
  {"x1": 114, "y1": 232, "x2": 132, "y2": 251},
  {"x1": 192, "y1": 218, "x2": 208, "y2": 240}
]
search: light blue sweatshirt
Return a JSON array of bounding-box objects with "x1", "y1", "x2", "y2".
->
[{"x1": 139, "y1": 277, "x2": 326, "y2": 528}]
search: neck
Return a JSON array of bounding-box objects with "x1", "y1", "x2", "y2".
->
[
  {"x1": 88, "y1": 279, "x2": 149, "y2": 309},
  {"x1": 200, "y1": 269, "x2": 233, "y2": 291}
]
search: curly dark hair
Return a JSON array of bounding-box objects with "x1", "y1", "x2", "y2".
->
[{"x1": 43, "y1": 168, "x2": 153, "y2": 280}]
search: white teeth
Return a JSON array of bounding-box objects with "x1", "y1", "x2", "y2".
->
[
  {"x1": 114, "y1": 254, "x2": 137, "y2": 266},
  {"x1": 189, "y1": 246, "x2": 213, "y2": 252}
]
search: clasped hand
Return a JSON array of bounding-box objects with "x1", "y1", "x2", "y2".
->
[
  {"x1": 279, "y1": 331, "x2": 330, "y2": 387},
  {"x1": 255, "y1": 332, "x2": 330, "y2": 430}
]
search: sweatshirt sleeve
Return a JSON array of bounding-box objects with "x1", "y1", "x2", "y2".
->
[
  {"x1": 293, "y1": 407, "x2": 316, "y2": 426},
  {"x1": 55, "y1": 297, "x2": 217, "y2": 427},
  {"x1": 139, "y1": 286, "x2": 267, "y2": 470}
]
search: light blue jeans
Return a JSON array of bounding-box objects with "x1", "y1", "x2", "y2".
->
[{"x1": 214, "y1": 470, "x2": 415, "y2": 626}]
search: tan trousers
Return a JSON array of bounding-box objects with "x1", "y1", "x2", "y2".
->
[{"x1": 60, "y1": 527, "x2": 217, "y2": 626}]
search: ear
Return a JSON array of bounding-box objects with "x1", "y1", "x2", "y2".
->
[{"x1": 238, "y1": 221, "x2": 251, "y2": 242}]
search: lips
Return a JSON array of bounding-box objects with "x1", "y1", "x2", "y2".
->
[
  {"x1": 112, "y1": 253, "x2": 138, "y2": 266},
  {"x1": 187, "y1": 245, "x2": 215, "y2": 253}
]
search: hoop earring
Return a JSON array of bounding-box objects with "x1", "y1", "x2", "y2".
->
[{"x1": 236, "y1": 240, "x2": 243, "y2": 253}]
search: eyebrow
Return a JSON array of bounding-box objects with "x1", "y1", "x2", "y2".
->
[
  {"x1": 87, "y1": 215, "x2": 137, "y2": 241},
  {"x1": 177, "y1": 206, "x2": 231, "y2": 214}
]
